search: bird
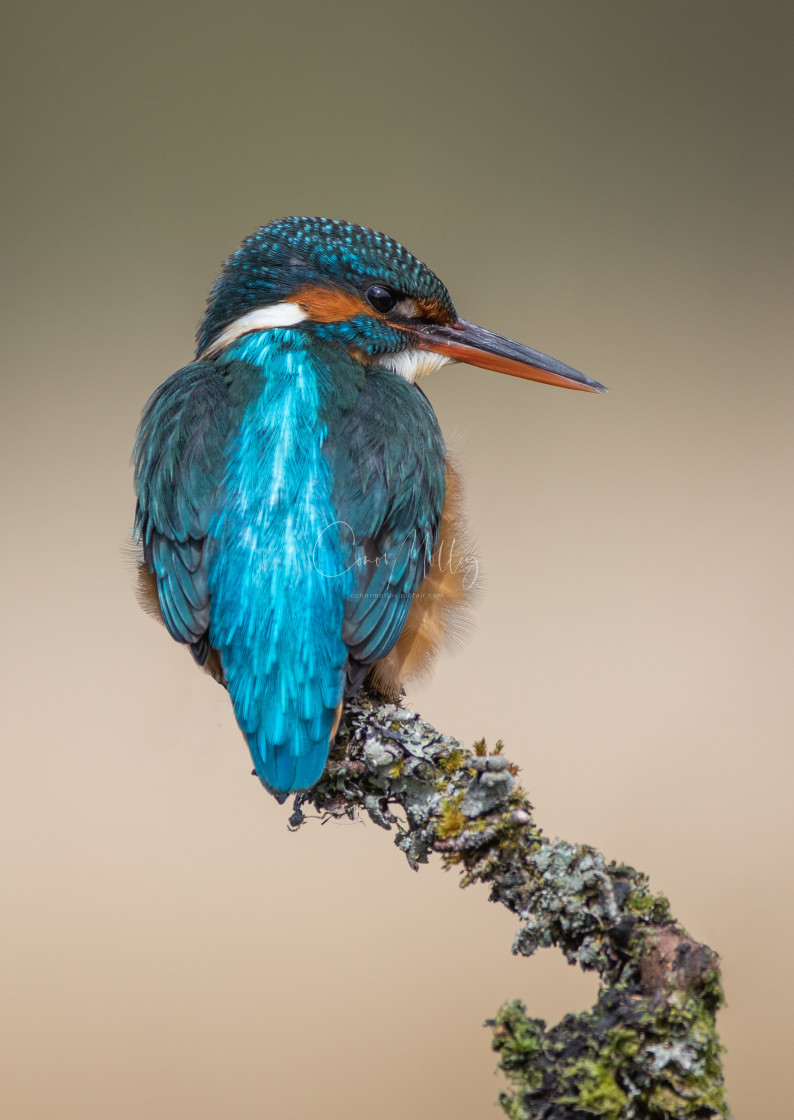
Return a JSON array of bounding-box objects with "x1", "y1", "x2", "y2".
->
[{"x1": 133, "y1": 217, "x2": 606, "y2": 795}]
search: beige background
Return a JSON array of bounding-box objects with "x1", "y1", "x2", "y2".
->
[{"x1": 2, "y1": 3, "x2": 792, "y2": 1116}]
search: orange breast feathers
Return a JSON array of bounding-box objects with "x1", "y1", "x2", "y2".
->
[{"x1": 369, "y1": 457, "x2": 477, "y2": 697}]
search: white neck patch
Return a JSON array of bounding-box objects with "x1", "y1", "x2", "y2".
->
[
  {"x1": 201, "y1": 303, "x2": 451, "y2": 384},
  {"x1": 379, "y1": 348, "x2": 452, "y2": 383},
  {"x1": 201, "y1": 302, "x2": 308, "y2": 358}
]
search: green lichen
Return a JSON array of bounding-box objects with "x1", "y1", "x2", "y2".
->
[
  {"x1": 491, "y1": 1001, "x2": 546, "y2": 1078},
  {"x1": 437, "y1": 792, "x2": 466, "y2": 839},
  {"x1": 627, "y1": 888, "x2": 673, "y2": 925},
  {"x1": 289, "y1": 692, "x2": 731, "y2": 1120},
  {"x1": 440, "y1": 746, "x2": 468, "y2": 774},
  {"x1": 560, "y1": 1058, "x2": 629, "y2": 1117},
  {"x1": 490, "y1": 987, "x2": 730, "y2": 1120}
]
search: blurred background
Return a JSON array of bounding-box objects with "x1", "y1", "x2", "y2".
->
[{"x1": 2, "y1": 2, "x2": 791, "y2": 1116}]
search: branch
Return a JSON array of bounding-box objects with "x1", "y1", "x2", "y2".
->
[{"x1": 286, "y1": 690, "x2": 731, "y2": 1120}]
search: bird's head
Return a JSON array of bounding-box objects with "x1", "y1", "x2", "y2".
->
[{"x1": 198, "y1": 217, "x2": 606, "y2": 393}]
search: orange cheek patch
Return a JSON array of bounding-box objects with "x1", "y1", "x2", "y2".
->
[
  {"x1": 415, "y1": 297, "x2": 456, "y2": 325},
  {"x1": 292, "y1": 284, "x2": 371, "y2": 323}
]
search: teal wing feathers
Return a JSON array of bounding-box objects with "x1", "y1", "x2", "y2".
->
[
  {"x1": 324, "y1": 367, "x2": 447, "y2": 691},
  {"x1": 133, "y1": 361, "x2": 230, "y2": 663}
]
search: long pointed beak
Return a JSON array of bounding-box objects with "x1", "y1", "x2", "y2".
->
[{"x1": 410, "y1": 318, "x2": 607, "y2": 393}]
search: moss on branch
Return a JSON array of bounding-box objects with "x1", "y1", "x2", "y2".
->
[{"x1": 286, "y1": 691, "x2": 731, "y2": 1119}]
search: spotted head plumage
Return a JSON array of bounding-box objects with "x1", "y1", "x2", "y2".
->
[{"x1": 198, "y1": 217, "x2": 457, "y2": 365}]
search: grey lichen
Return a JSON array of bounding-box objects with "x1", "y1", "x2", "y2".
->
[{"x1": 287, "y1": 691, "x2": 731, "y2": 1119}]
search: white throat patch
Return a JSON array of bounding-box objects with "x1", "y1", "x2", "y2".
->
[
  {"x1": 201, "y1": 302, "x2": 308, "y2": 358},
  {"x1": 379, "y1": 348, "x2": 452, "y2": 383}
]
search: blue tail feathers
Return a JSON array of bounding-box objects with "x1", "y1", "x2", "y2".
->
[
  {"x1": 207, "y1": 332, "x2": 352, "y2": 793},
  {"x1": 250, "y1": 724, "x2": 334, "y2": 793}
]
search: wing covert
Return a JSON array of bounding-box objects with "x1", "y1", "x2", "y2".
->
[
  {"x1": 324, "y1": 367, "x2": 447, "y2": 689},
  {"x1": 133, "y1": 361, "x2": 230, "y2": 658}
]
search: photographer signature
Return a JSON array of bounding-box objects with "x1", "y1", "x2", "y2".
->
[{"x1": 312, "y1": 521, "x2": 479, "y2": 590}]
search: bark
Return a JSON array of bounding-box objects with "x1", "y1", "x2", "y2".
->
[{"x1": 286, "y1": 691, "x2": 731, "y2": 1120}]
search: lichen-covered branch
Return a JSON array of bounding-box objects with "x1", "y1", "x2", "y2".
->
[{"x1": 287, "y1": 691, "x2": 731, "y2": 1120}]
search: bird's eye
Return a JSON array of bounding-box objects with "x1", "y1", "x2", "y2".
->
[{"x1": 366, "y1": 285, "x2": 397, "y2": 314}]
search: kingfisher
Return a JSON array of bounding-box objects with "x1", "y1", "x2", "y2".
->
[{"x1": 133, "y1": 217, "x2": 606, "y2": 794}]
